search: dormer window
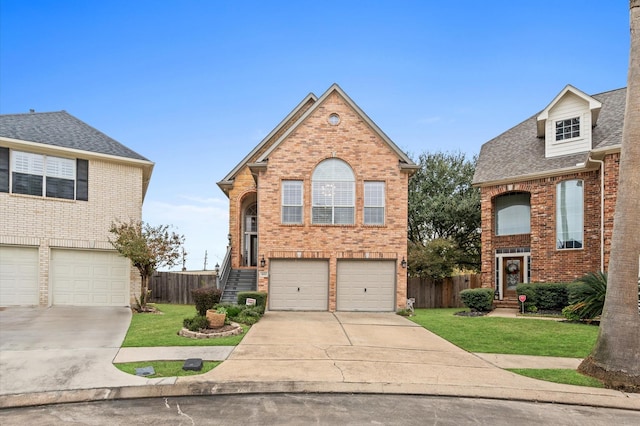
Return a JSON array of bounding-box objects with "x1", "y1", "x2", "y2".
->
[{"x1": 555, "y1": 117, "x2": 580, "y2": 141}]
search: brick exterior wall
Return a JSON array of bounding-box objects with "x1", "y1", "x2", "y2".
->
[
  {"x1": 479, "y1": 153, "x2": 619, "y2": 291},
  {"x1": 0, "y1": 157, "x2": 144, "y2": 306},
  {"x1": 226, "y1": 91, "x2": 411, "y2": 311}
]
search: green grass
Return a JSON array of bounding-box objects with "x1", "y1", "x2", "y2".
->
[
  {"x1": 408, "y1": 308, "x2": 598, "y2": 358},
  {"x1": 114, "y1": 361, "x2": 220, "y2": 377},
  {"x1": 508, "y1": 369, "x2": 604, "y2": 388},
  {"x1": 121, "y1": 303, "x2": 249, "y2": 347}
]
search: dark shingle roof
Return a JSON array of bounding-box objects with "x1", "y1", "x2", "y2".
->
[
  {"x1": 473, "y1": 88, "x2": 626, "y2": 185},
  {"x1": 0, "y1": 110, "x2": 149, "y2": 161}
]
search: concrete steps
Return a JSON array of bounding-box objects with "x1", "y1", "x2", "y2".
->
[{"x1": 221, "y1": 269, "x2": 257, "y2": 304}]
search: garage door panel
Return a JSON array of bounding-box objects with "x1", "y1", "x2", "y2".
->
[
  {"x1": 269, "y1": 260, "x2": 328, "y2": 311},
  {"x1": 51, "y1": 250, "x2": 129, "y2": 307},
  {"x1": 337, "y1": 260, "x2": 396, "y2": 312},
  {"x1": 0, "y1": 246, "x2": 39, "y2": 306}
]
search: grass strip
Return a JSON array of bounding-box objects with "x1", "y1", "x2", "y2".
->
[
  {"x1": 508, "y1": 369, "x2": 604, "y2": 388},
  {"x1": 122, "y1": 303, "x2": 248, "y2": 347},
  {"x1": 408, "y1": 308, "x2": 598, "y2": 358},
  {"x1": 114, "y1": 361, "x2": 220, "y2": 378}
]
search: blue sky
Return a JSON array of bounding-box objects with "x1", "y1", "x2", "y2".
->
[{"x1": 0, "y1": 1, "x2": 630, "y2": 270}]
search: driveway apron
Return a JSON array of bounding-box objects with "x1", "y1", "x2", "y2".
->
[
  {"x1": 188, "y1": 311, "x2": 640, "y2": 410},
  {"x1": 0, "y1": 306, "x2": 160, "y2": 395}
]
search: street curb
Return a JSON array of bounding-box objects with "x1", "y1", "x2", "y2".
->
[{"x1": 1, "y1": 381, "x2": 639, "y2": 411}]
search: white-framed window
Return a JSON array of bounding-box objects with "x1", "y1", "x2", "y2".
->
[
  {"x1": 5, "y1": 149, "x2": 88, "y2": 200},
  {"x1": 555, "y1": 117, "x2": 580, "y2": 141},
  {"x1": 557, "y1": 179, "x2": 583, "y2": 249},
  {"x1": 495, "y1": 192, "x2": 531, "y2": 236},
  {"x1": 312, "y1": 158, "x2": 355, "y2": 225},
  {"x1": 281, "y1": 180, "x2": 303, "y2": 224},
  {"x1": 364, "y1": 181, "x2": 385, "y2": 225}
]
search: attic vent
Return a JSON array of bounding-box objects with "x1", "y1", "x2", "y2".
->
[
  {"x1": 29, "y1": 109, "x2": 35, "y2": 113},
  {"x1": 328, "y1": 113, "x2": 340, "y2": 126}
]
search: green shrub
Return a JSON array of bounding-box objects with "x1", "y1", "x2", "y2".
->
[
  {"x1": 215, "y1": 303, "x2": 243, "y2": 318},
  {"x1": 562, "y1": 271, "x2": 607, "y2": 320},
  {"x1": 237, "y1": 291, "x2": 267, "y2": 309},
  {"x1": 460, "y1": 288, "x2": 494, "y2": 312},
  {"x1": 234, "y1": 307, "x2": 262, "y2": 325},
  {"x1": 517, "y1": 283, "x2": 568, "y2": 311},
  {"x1": 191, "y1": 287, "x2": 222, "y2": 316},
  {"x1": 183, "y1": 315, "x2": 209, "y2": 331}
]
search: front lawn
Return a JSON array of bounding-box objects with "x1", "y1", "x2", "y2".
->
[
  {"x1": 408, "y1": 308, "x2": 598, "y2": 358},
  {"x1": 121, "y1": 303, "x2": 249, "y2": 347}
]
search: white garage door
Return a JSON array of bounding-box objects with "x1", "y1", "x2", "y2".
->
[
  {"x1": 51, "y1": 249, "x2": 130, "y2": 306},
  {"x1": 0, "y1": 246, "x2": 39, "y2": 306},
  {"x1": 269, "y1": 259, "x2": 329, "y2": 311},
  {"x1": 337, "y1": 260, "x2": 396, "y2": 311}
]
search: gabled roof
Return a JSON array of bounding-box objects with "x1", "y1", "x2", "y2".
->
[
  {"x1": 255, "y1": 84, "x2": 415, "y2": 166},
  {"x1": 473, "y1": 87, "x2": 625, "y2": 186},
  {"x1": 217, "y1": 84, "x2": 416, "y2": 195},
  {"x1": 536, "y1": 84, "x2": 602, "y2": 137},
  {"x1": 0, "y1": 110, "x2": 154, "y2": 198},
  {"x1": 0, "y1": 111, "x2": 150, "y2": 161}
]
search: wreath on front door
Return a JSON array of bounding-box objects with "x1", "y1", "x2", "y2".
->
[{"x1": 506, "y1": 262, "x2": 520, "y2": 274}]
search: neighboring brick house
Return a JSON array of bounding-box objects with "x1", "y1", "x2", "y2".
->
[
  {"x1": 0, "y1": 111, "x2": 154, "y2": 307},
  {"x1": 217, "y1": 84, "x2": 418, "y2": 311},
  {"x1": 473, "y1": 85, "x2": 625, "y2": 305}
]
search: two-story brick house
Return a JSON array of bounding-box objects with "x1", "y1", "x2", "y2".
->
[
  {"x1": 217, "y1": 84, "x2": 418, "y2": 311},
  {"x1": 473, "y1": 85, "x2": 625, "y2": 305},
  {"x1": 0, "y1": 111, "x2": 153, "y2": 307}
]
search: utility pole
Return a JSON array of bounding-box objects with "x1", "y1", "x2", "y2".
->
[{"x1": 203, "y1": 250, "x2": 208, "y2": 271}]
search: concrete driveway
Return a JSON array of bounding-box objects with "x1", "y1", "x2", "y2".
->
[{"x1": 0, "y1": 306, "x2": 158, "y2": 395}]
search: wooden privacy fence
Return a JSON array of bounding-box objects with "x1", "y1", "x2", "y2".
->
[
  {"x1": 407, "y1": 274, "x2": 481, "y2": 308},
  {"x1": 149, "y1": 272, "x2": 217, "y2": 304}
]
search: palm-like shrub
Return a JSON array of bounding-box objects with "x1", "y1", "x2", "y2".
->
[{"x1": 563, "y1": 271, "x2": 607, "y2": 321}]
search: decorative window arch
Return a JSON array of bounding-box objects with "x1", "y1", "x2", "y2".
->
[{"x1": 311, "y1": 158, "x2": 355, "y2": 225}]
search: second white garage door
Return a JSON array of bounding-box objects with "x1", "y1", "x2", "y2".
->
[
  {"x1": 51, "y1": 249, "x2": 130, "y2": 306},
  {"x1": 337, "y1": 260, "x2": 396, "y2": 311},
  {"x1": 269, "y1": 259, "x2": 329, "y2": 311}
]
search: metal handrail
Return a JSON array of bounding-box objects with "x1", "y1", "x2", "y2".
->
[{"x1": 218, "y1": 246, "x2": 232, "y2": 292}]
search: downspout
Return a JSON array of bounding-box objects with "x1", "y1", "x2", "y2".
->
[{"x1": 587, "y1": 156, "x2": 605, "y2": 272}]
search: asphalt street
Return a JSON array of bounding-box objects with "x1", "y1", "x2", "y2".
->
[{"x1": 1, "y1": 394, "x2": 638, "y2": 425}]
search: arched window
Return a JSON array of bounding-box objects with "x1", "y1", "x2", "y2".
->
[
  {"x1": 495, "y1": 192, "x2": 531, "y2": 235},
  {"x1": 556, "y1": 179, "x2": 583, "y2": 249},
  {"x1": 312, "y1": 159, "x2": 355, "y2": 224}
]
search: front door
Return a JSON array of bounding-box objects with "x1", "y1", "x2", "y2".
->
[
  {"x1": 244, "y1": 204, "x2": 258, "y2": 266},
  {"x1": 502, "y1": 256, "x2": 523, "y2": 299}
]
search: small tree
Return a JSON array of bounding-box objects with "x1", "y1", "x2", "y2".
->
[{"x1": 109, "y1": 220, "x2": 185, "y2": 311}]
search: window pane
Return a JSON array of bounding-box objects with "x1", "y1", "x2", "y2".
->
[
  {"x1": 334, "y1": 207, "x2": 354, "y2": 224},
  {"x1": 364, "y1": 182, "x2": 385, "y2": 225},
  {"x1": 12, "y1": 151, "x2": 44, "y2": 175},
  {"x1": 46, "y1": 156, "x2": 75, "y2": 179},
  {"x1": 364, "y1": 207, "x2": 384, "y2": 225},
  {"x1": 282, "y1": 206, "x2": 302, "y2": 224},
  {"x1": 496, "y1": 193, "x2": 531, "y2": 235},
  {"x1": 282, "y1": 180, "x2": 302, "y2": 205},
  {"x1": 557, "y1": 180, "x2": 583, "y2": 249},
  {"x1": 46, "y1": 177, "x2": 75, "y2": 200},
  {"x1": 312, "y1": 206, "x2": 332, "y2": 224},
  {"x1": 12, "y1": 172, "x2": 43, "y2": 196}
]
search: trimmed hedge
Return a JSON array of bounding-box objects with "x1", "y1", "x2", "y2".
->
[
  {"x1": 460, "y1": 288, "x2": 494, "y2": 312},
  {"x1": 237, "y1": 291, "x2": 267, "y2": 309},
  {"x1": 191, "y1": 287, "x2": 222, "y2": 316},
  {"x1": 516, "y1": 282, "x2": 568, "y2": 311}
]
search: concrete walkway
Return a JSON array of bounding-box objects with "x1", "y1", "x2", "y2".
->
[{"x1": 1, "y1": 310, "x2": 639, "y2": 411}]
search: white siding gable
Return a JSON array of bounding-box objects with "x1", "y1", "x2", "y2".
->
[{"x1": 545, "y1": 92, "x2": 592, "y2": 158}]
